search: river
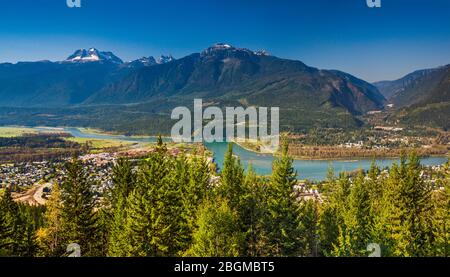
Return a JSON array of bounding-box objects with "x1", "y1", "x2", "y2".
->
[
  {"x1": 206, "y1": 142, "x2": 447, "y2": 180},
  {"x1": 36, "y1": 127, "x2": 448, "y2": 181}
]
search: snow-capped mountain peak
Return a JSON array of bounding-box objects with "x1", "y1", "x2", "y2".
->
[
  {"x1": 65, "y1": 48, "x2": 124, "y2": 64},
  {"x1": 201, "y1": 43, "x2": 271, "y2": 58},
  {"x1": 211, "y1": 43, "x2": 233, "y2": 50},
  {"x1": 126, "y1": 55, "x2": 174, "y2": 68},
  {"x1": 136, "y1": 56, "x2": 157, "y2": 66},
  {"x1": 156, "y1": 55, "x2": 175, "y2": 64},
  {"x1": 254, "y1": 50, "x2": 270, "y2": 56},
  {"x1": 202, "y1": 43, "x2": 234, "y2": 54},
  {"x1": 126, "y1": 56, "x2": 157, "y2": 68}
]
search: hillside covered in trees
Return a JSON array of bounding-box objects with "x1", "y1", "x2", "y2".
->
[{"x1": 0, "y1": 140, "x2": 448, "y2": 257}]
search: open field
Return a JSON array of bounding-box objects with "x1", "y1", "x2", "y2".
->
[
  {"x1": 0, "y1": 127, "x2": 38, "y2": 137},
  {"x1": 77, "y1": 127, "x2": 167, "y2": 139},
  {"x1": 64, "y1": 137, "x2": 137, "y2": 152}
]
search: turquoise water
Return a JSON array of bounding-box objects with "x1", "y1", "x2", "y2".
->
[
  {"x1": 35, "y1": 127, "x2": 448, "y2": 181},
  {"x1": 206, "y1": 142, "x2": 448, "y2": 181}
]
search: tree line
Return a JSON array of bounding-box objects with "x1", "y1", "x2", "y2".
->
[
  {"x1": 0, "y1": 133, "x2": 83, "y2": 163},
  {"x1": 0, "y1": 138, "x2": 448, "y2": 257}
]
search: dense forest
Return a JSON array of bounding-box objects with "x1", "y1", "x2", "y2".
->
[{"x1": 0, "y1": 139, "x2": 448, "y2": 257}]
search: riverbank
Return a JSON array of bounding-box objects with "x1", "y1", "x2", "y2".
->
[
  {"x1": 1, "y1": 125, "x2": 448, "y2": 181},
  {"x1": 234, "y1": 140, "x2": 448, "y2": 161},
  {"x1": 206, "y1": 142, "x2": 449, "y2": 181},
  {"x1": 2, "y1": 125, "x2": 448, "y2": 161},
  {"x1": 287, "y1": 144, "x2": 448, "y2": 160}
]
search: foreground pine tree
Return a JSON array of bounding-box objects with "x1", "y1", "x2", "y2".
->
[
  {"x1": 180, "y1": 155, "x2": 211, "y2": 251},
  {"x1": 110, "y1": 158, "x2": 136, "y2": 209},
  {"x1": 0, "y1": 189, "x2": 40, "y2": 257},
  {"x1": 0, "y1": 189, "x2": 15, "y2": 255},
  {"x1": 107, "y1": 158, "x2": 136, "y2": 257},
  {"x1": 430, "y1": 161, "x2": 449, "y2": 256},
  {"x1": 297, "y1": 199, "x2": 320, "y2": 257},
  {"x1": 36, "y1": 183, "x2": 64, "y2": 257},
  {"x1": 121, "y1": 143, "x2": 188, "y2": 256},
  {"x1": 240, "y1": 166, "x2": 272, "y2": 257},
  {"x1": 60, "y1": 157, "x2": 100, "y2": 256},
  {"x1": 267, "y1": 141, "x2": 301, "y2": 256},
  {"x1": 187, "y1": 199, "x2": 244, "y2": 257},
  {"x1": 17, "y1": 204, "x2": 40, "y2": 257},
  {"x1": 333, "y1": 171, "x2": 373, "y2": 256},
  {"x1": 375, "y1": 153, "x2": 433, "y2": 257},
  {"x1": 219, "y1": 144, "x2": 245, "y2": 211},
  {"x1": 318, "y1": 168, "x2": 340, "y2": 256}
]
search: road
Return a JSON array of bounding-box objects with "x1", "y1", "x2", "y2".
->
[{"x1": 12, "y1": 183, "x2": 50, "y2": 206}]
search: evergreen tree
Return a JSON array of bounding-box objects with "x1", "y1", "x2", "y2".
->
[
  {"x1": 156, "y1": 135, "x2": 167, "y2": 155},
  {"x1": 187, "y1": 199, "x2": 244, "y2": 257},
  {"x1": 60, "y1": 157, "x2": 99, "y2": 257},
  {"x1": 266, "y1": 141, "x2": 301, "y2": 256},
  {"x1": 219, "y1": 144, "x2": 245, "y2": 211},
  {"x1": 107, "y1": 158, "x2": 136, "y2": 256},
  {"x1": 430, "y1": 162, "x2": 449, "y2": 256},
  {"x1": 180, "y1": 155, "x2": 211, "y2": 250},
  {"x1": 17, "y1": 204, "x2": 40, "y2": 257},
  {"x1": 241, "y1": 166, "x2": 271, "y2": 256},
  {"x1": 216, "y1": 144, "x2": 252, "y2": 256},
  {"x1": 320, "y1": 170, "x2": 352, "y2": 256},
  {"x1": 333, "y1": 171, "x2": 373, "y2": 256},
  {"x1": 318, "y1": 167, "x2": 340, "y2": 256},
  {"x1": 110, "y1": 158, "x2": 136, "y2": 209},
  {"x1": 318, "y1": 206, "x2": 339, "y2": 256},
  {"x1": 0, "y1": 188, "x2": 15, "y2": 255},
  {"x1": 367, "y1": 161, "x2": 382, "y2": 202},
  {"x1": 122, "y1": 150, "x2": 186, "y2": 256},
  {"x1": 376, "y1": 153, "x2": 433, "y2": 256},
  {"x1": 107, "y1": 195, "x2": 129, "y2": 257},
  {"x1": 0, "y1": 188, "x2": 40, "y2": 257},
  {"x1": 297, "y1": 199, "x2": 320, "y2": 257},
  {"x1": 36, "y1": 183, "x2": 64, "y2": 256}
]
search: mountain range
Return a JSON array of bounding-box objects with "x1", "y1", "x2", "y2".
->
[
  {"x1": 374, "y1": 64, "x2": 450, "y2": 129},
  {"x1": 374, "y1": 65, "x2": 449, "y2": 107},
  {"x1": 0, "y1": 43, "x2": 447, "y2": 132},
  {"x1": 0, "y1": 48, "x2": 176, "y2": 107}
]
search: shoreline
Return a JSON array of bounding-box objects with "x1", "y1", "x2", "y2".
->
[
  {"x1": 233, "y1": 141, "x2": 448, "y2": 161},
  {"x1": 2, "y1": 125, "x2": 448, "y2": 162}
]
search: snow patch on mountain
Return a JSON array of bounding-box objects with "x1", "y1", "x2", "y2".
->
[
  {"x1": 202, "y1": 43, "x2": 271, "y2": 58},
  {"x1": 156, "y1": 55, "x2": 175, "y2": 64},
  {"x1": 65, "y1": 48, "x2": 124, "y2": 64}
]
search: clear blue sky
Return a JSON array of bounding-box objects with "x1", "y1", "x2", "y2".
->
[{"x1": 0, "y1": 0, "x2": 449, "y2": 82}]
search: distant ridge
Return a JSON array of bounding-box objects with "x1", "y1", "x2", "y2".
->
[
  {"x1": 374, "y1": 65, "x2": 450, "y2": 129},
  {"x1": 0, "y1": 43, "x2": 387, "y2": 130}
]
